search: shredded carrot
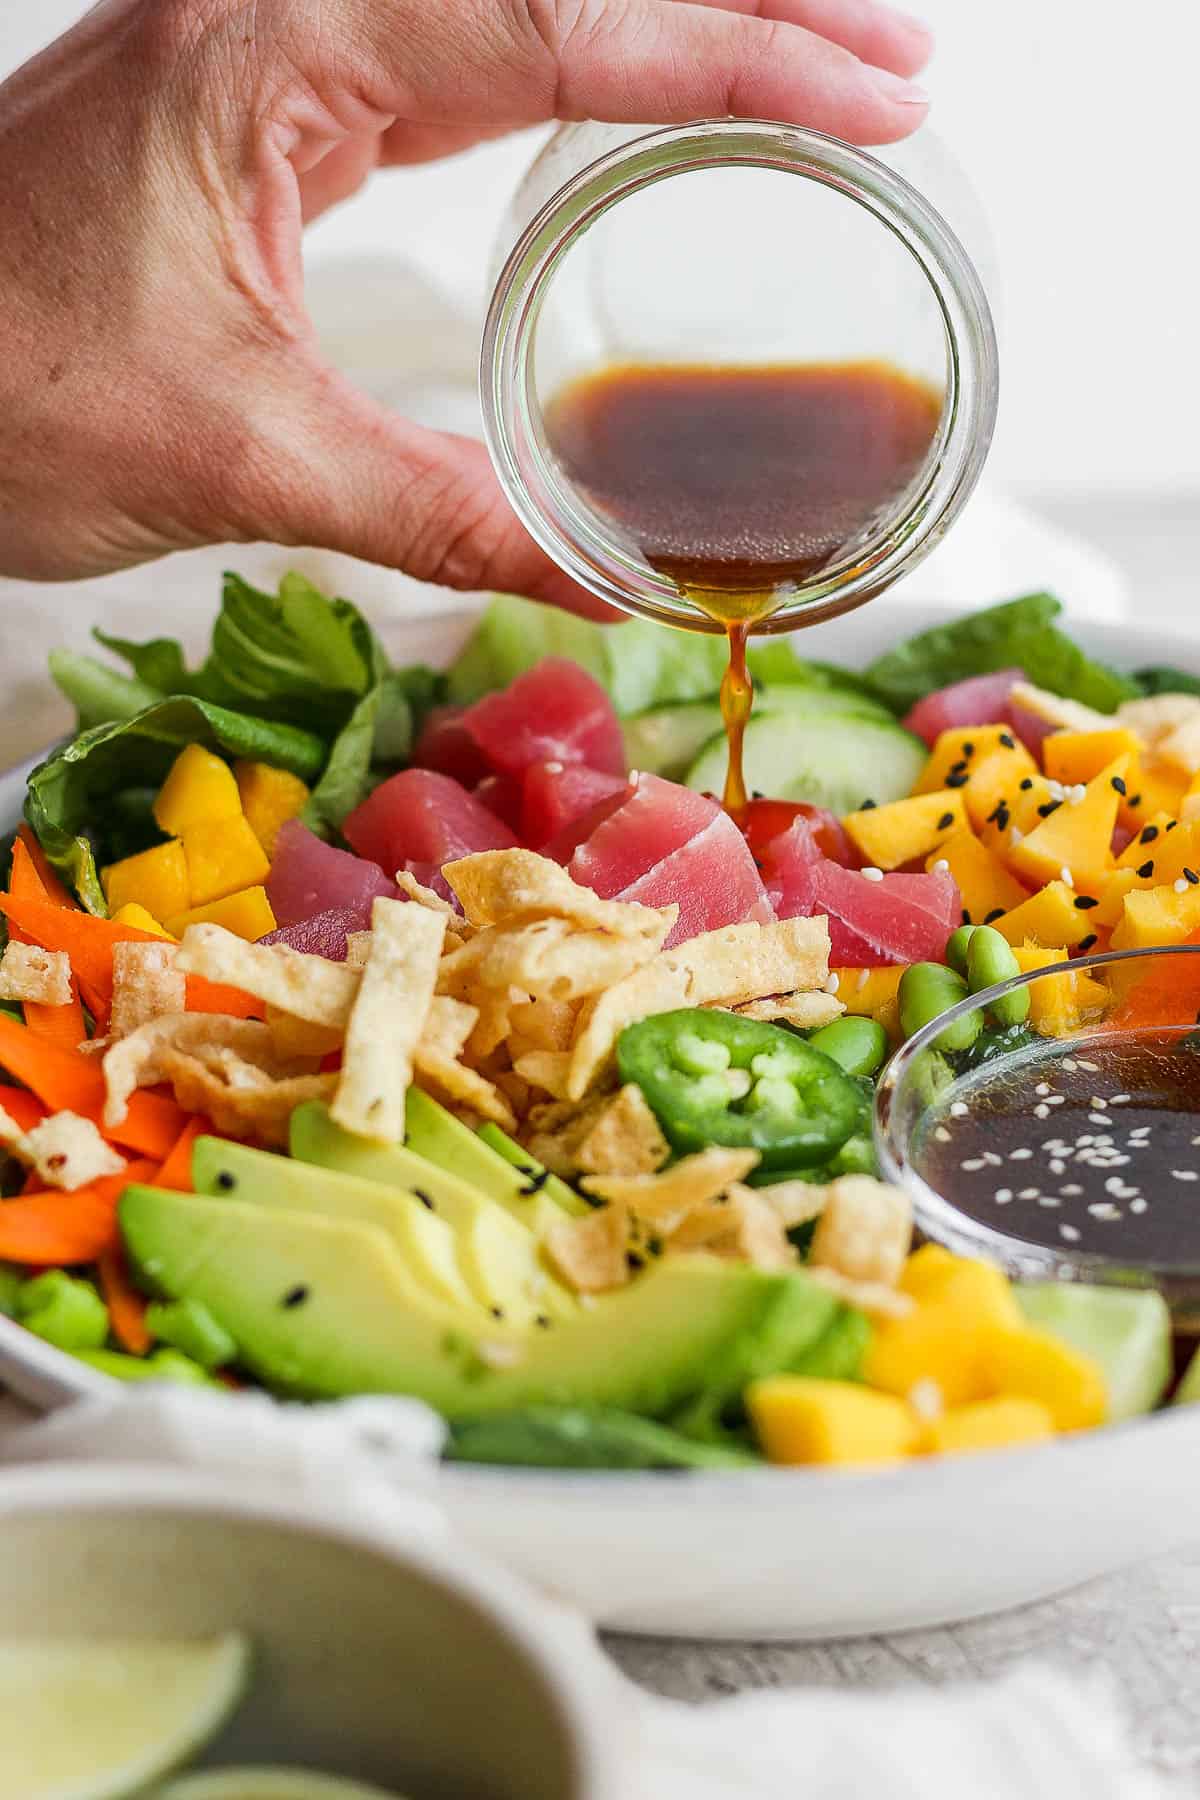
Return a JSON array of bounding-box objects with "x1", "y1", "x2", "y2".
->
[
  {"x1": 0, "y1": 1159, "x2": 156, "y2": 1265},
  {"x1": 0, "y1": 1016, "x2": 185, "y2": 1159},
  {"x1": 0, "y1": 1086, "x2": 47, "y2": 1132},
  {"x1": 98, "y1": 1246, "x2": 153, "y2": 1353},
  {"x1": 14, "y1": 826, "x2": 75, "y2": 908},
  {"x1": 155, "y1": 1115, "x2": 210, "y2": 1192},
  {"x1": 0, "y1": 893, "x2": 262, "y2": 1024}
]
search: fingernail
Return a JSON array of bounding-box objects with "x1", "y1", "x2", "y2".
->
[{"x1": 866, "y1": 64, "x2": 930, "y2": 104}]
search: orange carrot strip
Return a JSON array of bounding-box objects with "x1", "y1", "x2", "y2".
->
[
  {"x1": 23, "y1": 997, "x2": 87, "y2": 1051},
  {"x1": 6, "y1": 843, "x2": 89, "y2": 1046},
  {"x1": 0, "y1": 1160, "x2": 156, "y2": 1265},
  {"x1": 0, "y1": 894, "x2": 262, "y2": 1023},
  {"x1": 0, "y1": 1016, "x2": 185, "y2": 1160},
  {"x1": 14, "y1": 827, "x2": 75, "y2": 908},
  {"x1": 0, "y1": 1087, "x2": 47, "y2": 1131},
  {"x1": 98, "y1": 1246, "x2": 153, "y2": 1353},
  {"x1": 154, "y1": 1115, "x2": 208, "y2": 1192}
]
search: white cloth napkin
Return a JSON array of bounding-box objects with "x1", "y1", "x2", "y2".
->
[{"x1": 0, "y1": 1386, "x2": 1162, "y2": 1800}]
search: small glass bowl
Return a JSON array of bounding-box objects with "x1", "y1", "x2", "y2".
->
[
  {"x1": 876, "y1": 944, "x2": 1200, "y2": 1328},
  {"x1": 482, "y1": 120, "x2": 999, "y2": 632}
]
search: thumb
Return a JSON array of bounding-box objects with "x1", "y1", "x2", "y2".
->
[{"x1": 235, "y1": 360, "x2": 619, "y2": 621}]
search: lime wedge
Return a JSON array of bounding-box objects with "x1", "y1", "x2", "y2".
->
[
  {"x1": 156, "y1": 1775, "x2": 403, "y2": 1800},
  {"x1": 0, "y1": 1634, "x2": 250, "y2": 1800}
]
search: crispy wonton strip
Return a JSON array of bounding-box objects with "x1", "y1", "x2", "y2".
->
[
  {"x1": 582, "y1": 1147, "x2": 760, "y2": 1234},
  {"x1": 665, "y1": 916, "x2": 831, "y2": 1008},
  {"x1": 332, "y1": 898, "x2": 446, "y2": 1143},
  {"x1": 103, "y1": 1014, "x2": 297, "y2": 1128},
  {"x1": 175, "y1": 924, "x2": 360, "y2": 1028},
  {"x1": 110, "y1": 941, "x2": 186, "y2": 1039},
  {"x1": 443, "y1": 849, "x2": 674, "y2": 942},
  {"x1": 565, "y1": 962, "x2": 690, "y2": 1100}
]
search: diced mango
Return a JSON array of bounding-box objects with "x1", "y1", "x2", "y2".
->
[
  {"x1": 1182, "y1": 772, "x2": 1200, "y2": 824},
  {"x1": 1012, "y1": 944, "x2": 1106, "y2": 1037},
  {"x1": 747, "y1": 1377, "x2": 918, "y2": 1468},
  {"x1": 925, "y1": 829, "x2": 1028, "y2": 927},
  {"x1": 1007, "y1": 755, "x2": 1130, "y2": 892},
  {"x1": 165, "y1": 887, "x2": 277, "y2": 942},
  {"x1": 993, "y1": 882, "x2": 1098, "y2": 950},
  {"x1": 962, "y1": 752, "x2": 1045, "y2": 836},
  {"x1": 976, "y1": 1324, "x2": 1107, "y2": 1431},
  {"x1": 843, "y1": 790, "x2": 968, "y2": 871},
  {"x1": 922, "y1": 1397, "x2": 1055, "y2": 1457},
  {"x1": 977, "y1": 773, "x2": 1063, "y2": 867},
  {"x1": 181, "y1": 816, "x2": 271, "y2": 908},
  {"x1": 153, "y1": 745, "x2": 243, "y2": 837},
  {"x1": 235, "y1": 761, "x2": 310, "y2": 858},
  {"x1": 915, "y1": 726, "x2": 1035, "y2": 801},
  {"x1": 898, "y1": 1247, "x2": 1023, "y2": 1328},
  {"x1": 1117, "y1": 813, "x2": 1177, "y2": 867},
  {"x1": 863, "y1": 1302, "x2": 989, "y2": 1408},
  {"x1": 102, "y1": 839, "x2": 190, "y2": 922},
  {"x1": 1111, "y1": 880, "x2": 1200, "y2": 951},
  {"x1": 831, "y1": 966, "x2": 904, "y2": 1039},
  {"x1": 1042, "y1": 728, "x2": 1142, "y2": 788},
  {"x1": 110, "y1": 903, "x2": 176, "y2": 940},
  {"x1": 1123, "y1": 758, "x2": 1186, "y2": 825}
]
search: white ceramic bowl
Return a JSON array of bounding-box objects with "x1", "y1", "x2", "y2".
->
[
  {"x1": 3, "y1": 598, "x2": 1199, "y2": 1640},
  {"x1": 0, "y1": 1460, "x2": 623, "y2": 1795}
]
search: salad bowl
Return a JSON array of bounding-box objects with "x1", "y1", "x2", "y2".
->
[{"x1": 1, "y1": 595, "x2": 1199, "y2": 1641}]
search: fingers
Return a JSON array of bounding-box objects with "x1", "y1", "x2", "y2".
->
[
  {"x1": 550, "y1": 1, "x2": 929, "y2": 145},
  {"x1": 677, "y1": 0, "x2": 933, "y2": 81}
]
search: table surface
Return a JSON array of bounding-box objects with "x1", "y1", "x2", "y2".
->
[{"x1": 3, "y1": 491, "x2": 1200, "y2": 1787}]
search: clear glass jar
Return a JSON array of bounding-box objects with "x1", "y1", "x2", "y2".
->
[{"x1": 482, "y1": 120, "x2": 999, "y2": 633}]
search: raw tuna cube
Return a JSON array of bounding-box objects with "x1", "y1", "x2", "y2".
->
[
  {"x1": 540, "y1": 789, "x2": 631, "y2": 866},
  {"x1": 522, "y1": 761, "x2": 629, "y2": 851},
  {"x1": 742, "y1": 799, "x2": 858, "y2": 869},
  {"x1": 569, "y1": 773, "x2": 719, "y2": 898},
  {"x1": 775, "y1": 855, "x2": 960, "y2": 966},
  {"x1": 474, "y1": 773, "x2": 524, "y2": 833},
  {"x1": 267, "y1": 821, "x2": 396, "y2": 927},
  {"x1": 411, "y1": 705, "x2": 490, "y2": 788},
  {"x1": 460, "y1": 658, "x2": 625, "y2": 777},
  {"x1": 903, "y1": 670, "x2": 1024, "y2": 748},
  {"x1": 259, "y1": 905, "x2": 370, "y2": 960},
  {"x1": 621, "y1": 811, "x2": 776, "y2": 947},
  {"x1": 343, "y1": 769, "x2": 518, "y2": 874}
]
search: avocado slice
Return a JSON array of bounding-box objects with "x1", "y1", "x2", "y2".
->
[
  {"x1": 1016, "y1": 1282, "x2": 1172, "y2": 1422},
  {"x1": 405, "y1": 1089, "x2": 587, "y2": 1218},
  {"x1": 474, "y1": 1121, "x2": 583, "y2": 1216},
  {"x1": 199, "y1": 1133, "x2": 573, "y2": 1327},
  {"x1": 119, "y1": 1186, "x2": 838, "y2": 1416},
  {"x1": 1175, "y1": 1345, "x2": 1200, "y2": 1406}
]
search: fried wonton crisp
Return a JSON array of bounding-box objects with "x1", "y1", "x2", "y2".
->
[
  {"x1": 443, "y1": 849, "x2": 673, "y2": 942},
  {"x1": 110, "y1": 941, "x2": 186, "y2": 1038},
  {"x1": 331, "y1": 897, "x2": 446, "y2": 1144},
  {"x1": 0, "y1": 942, "x2": 73, "y2": 1007},
  {"x1": 176, "y1": 923, "x2": 359, "y2": 1028}
]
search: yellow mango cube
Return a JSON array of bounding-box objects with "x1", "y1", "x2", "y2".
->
[
  {"x1": 166, "y1": 886, "x2": 277, "y2": 942},
  {"x1": 1111, "y1": 881, "x2": 1200, "y2": 951},
  {"x1": 102, "y1": 839, "x2": 190, "y2": 922},
  {"x1": 1116, "y1": 813, "x2": 1177, "y2": 867},
  {"x1": 898, "y1": 1247, "x2": 1023, "y2": 1328},
  {"x1": 994, "y1": 882, "x2": 1098, "y2": 950},
  {"x1": 1181, "y1": 772, "x2": 1200, "y2": 823},
  {"x1": 1123, "y1": 758, "x2": 1186, "y2": 826},
  {"x1": 181, "y1": 816, "x2": 271, "y2": 908},
  {"x1": 863, "y1": 1302, "x2": 989, "y2": 1409},
  {"x1": 925, "y1": 829, "x2": 1029, "y2": 927},
  {"x1": 1012, "y1": 944, "x2": 1105, "y2": 1038},
  {"x1": 235, "y1": 761, "x2": 310, "y2": 858},
  {"x1": 110, "y1": 903, "x2": 176, "y2": 940},
  {"x1": 831, "y1": 966, "x2": 904, "y2": 1039},
  {"x1": 976, "y1": 1325, "x2": 1107, "y2": 1431},
  {"x1": 1007, "y1": 755, "x2": 1130, "y2": 892},
  {"x1": 1042, "y1": 727, "x2": 1142, "y2": 788},
  {"x1": 747, "y1": 1377, "x2": 917, "y2": 1468},
  {"x1": 843, "y1": 790, "x2": 968, "y2": 871},
  {"x1": 915, "y1": 726, "x2": 1035, "y2": 800},
  {"x1": 153, "y1": 745, "x2": 243, "y2": 837},
  {"x1": 922, "y1": 1397, "x2": 1055, "y2": 1457}
]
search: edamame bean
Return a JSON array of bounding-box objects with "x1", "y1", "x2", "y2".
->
[
  {"x1": 808, "y1": 1015, "x2": 889, "y2": 1079},
  {"x1": 15, "y1": 1271, "x2": 109, "y2": 1353},
  {"x1": 945, "y1": 924, "x2": 978, "y2": 975},
  {"x1": 965, "y1": 925, "x2": 1030, "y2": 1026},
  {"x1": 899, "y1": 961, "x2": 983, "y2": 1052}
]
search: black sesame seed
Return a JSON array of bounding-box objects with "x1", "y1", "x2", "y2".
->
[
  {"x1": 1037, "y1": 800, "x2": 1063, "y2": 818},
  {"x1": 752, "y1": 790, "x2": 765, "y2": 801},
  {"x1": 282, "y1": 1285, "x2": 309, "y2": 1309},
  {"x1": 998, "y1": 733, "x2": 1016, "y2": 750},
  {"x1": 1074, "y1": 895, "x2": 1099, "y2": 910},
  {"x1": 1168, "y1": 820, "x2": 1180, "y2": 832},
  {"x1": 648, "y1": 1234, "x2": 664, "y2": 1257},
  {"x1": 1186, "y1": 869, "x2": 1199, "y2": 886},
  {"x1": 1019, "y1": 777, "x2": 1034, "y2": 791},
  {"x1": 535, "y1": 1315, "x2": 551, "y2": 1329},
  {"x1": 490, "y1": 1306, "x2": 505, "y2": 1320},
  {"x1": 860, "y1": 798, "x2": 877, "y2": 810},
  {"x1": 1111, "y1": 775, "x2": 1127, "y2": 795},
  {"x1": 216, "y1": 1171, "x2": 237, "y2": 1192},
  {"x1": 937, "y1": 812, "x2": 955, "y2": 831},
  {"x1": 1077, "y1": 934, "x2": 1098, "y2": 953},
  {"x1": 414, "y1": 1188, "x2": 435, "y2": 1211},
  {"x1": 1141, "y1": 824, "x2": 1160, "y2": 843},
  {"x1": 949, "y1": 759, "x2": 969, "y2": 776},
  {"x1": 945, "y1": 771, "x2": 969, "y2": 790},
  {"x1": 1129, "y1": 794, "x2": 1143, "y2": 808},
  {"x1": 520, "y1": 1169, "x2": 551, "y2": 1196},
  {"x1": 626, "y1": 1252, "x2": 645, "y2": 1272},
  {"x1": 1137, "y1": 860, "x2": 1155, "y2": 879},
  {"x1": 984, "y1": 908, "x2": 1005, "y2": 924},
  {"x1": 962, "y1": 742, "x2": 976, "y2": 757},
  {"x1": 961, "y1": 908, "x2": 972, "y2": 925}
]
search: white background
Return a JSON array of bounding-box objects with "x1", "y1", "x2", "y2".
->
[{"x1": 2, "y1": 1, "x2": 1197, "y2": 503}]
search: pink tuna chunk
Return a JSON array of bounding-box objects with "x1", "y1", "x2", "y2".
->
[
  {"x1": 521, "y1": 761, "x2": 629, "y2": 851},
  {"x1": 259, "y1": 906, "x2": 371, "y2": 960},
  {"x1": 902, "y1": 670, "x2": 1025, "y2": 748},
  {"x1": 774, "y1": 852, "x2": 960, "y2": 966},
  {"x1": 459, "y1": 658, "x2": 625, "y2": 777},
  {"x1": 343, "y1": 769, "x2": 518, "y2": 874},
  {"x1": 569, "y1": 773, "x2": 719, "y2": 898},
  {"x1": 267, "y1": 821, "x2": 396, "y2": 928},
  {"x1": 621, "y1": 811, "x2": 776, "y2": 947}
]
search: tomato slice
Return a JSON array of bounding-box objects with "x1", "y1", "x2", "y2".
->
[{"x1": 739, "y1": 799, "x2": 857, "y2": 867}]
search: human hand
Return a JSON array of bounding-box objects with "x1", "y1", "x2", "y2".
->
[{"x1": 0, "y1": 0, "x2": 931, "y2": 609}]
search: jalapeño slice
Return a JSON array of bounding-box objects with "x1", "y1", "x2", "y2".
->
[{"x1": 617, "y1": 1010, "x2": 862, "y2": 1170}]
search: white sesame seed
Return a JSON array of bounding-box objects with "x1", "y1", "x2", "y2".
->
[
  {"x1": 1130, "y1": 1198, "x2": 1149, "y2": 1214},
  {"x1": 1010, "y1": 826, "x2": 1024, "y2": 844},
  {"x1": 1088, "y1": 1114, "x2": 1111, "y2": 1127},
  {"x1": 1037, "y1": 1196, "x2": 1060, "y2": 1207},
  {"x1": 1046, "y1": 1093, "x2": 1066, "y2": 1105},
  {"x1": 1090, "y1": 1095, "x2": 1109, "y2": 1108},
  {"x1": 961, "y1": 1158, "x2": 986, "y2": 1172},
  {"x1": 1009, "y1": 1147, "x2": 1034, "y2": 1160},
  {"x1": 1060, "y1": 866, "x2": 1075, "y2": 888},
  {"x1": 1034, "y1": 1103, "x2": 1050, "y2": 1120},
  {"x1": 1176, "y1": 878, "x2": 1190, "y2": 895},
  {"x1": 994, "y1": 1188, "x2": 1013, "y2": 1203},
  {"x1": 950, "y1": 1101, "x2": 968, "y2": 1117},
  {"x1": 1047, "y1": 780, "x2": 1066, "y2": 800},
  {"x1": 1089, "y1": 1202, "x2": 1121, "y2": 1220},
  {"x1": 1070, "y1": 784, "x2": 1088, "y2": 805},
  {"x1": 1104, "y1": 1177, "x2": 1125, "y2": 1195},
  {"x1": 1060, "y1": 1224, "x2": 1081, "y2": 1242},
  {"x1": 825, "y1": 973, "x2": 841, "y2": 994},
  {"x1": 1172, "y1": 1169, "x2": 1199, "y2": 1182},
  {"x1": 1018, "y1": 1187, "x2": 1041, "y2": 1200},
  {"x1": 1050, "y1": 1160, "x2": 1066, "y2": 1175},
  {"x1": 982, "y1": 1152, "x2": 1003, "y2": 1167},
  {"x1": 1110, "y1": 1094, "x2": 1132, "y2": 1105},
  {"x1": 1077, "y1": 1060, "x2": 1099, "y2": 1073},
  {"x1": 932, "y1": 859, "x2": 950, "y2": 874},
  {"x1": 1192, "y1": 1135, "x2": 1200, "y2": 1147},
  {"x1": 1130, "y1": 1126, "x2": 1152, "y2": 1138},
  {"x1": 1060, "y1": 1184, "x2": 1084, "y2": 1196},
  {"x1": 1035, "y1": 1083, "x2": 1052, "y2": 1097},
  {"x1": 1062, "y1": 1057, "x2": 1078, "y2": 1071},
  {"x1": 1076, "y1": 1134, "x2": 1095, "y2": 1147},
  {"x1": 908, "y1": 1379, "x2": 944, "y2": 1421},
  {"x1": 862, "y1": 866, "x2": 885, "y2": 882},
  {"x1": 934, "y1": 1126, "x2": 952, "y2": 1142}
]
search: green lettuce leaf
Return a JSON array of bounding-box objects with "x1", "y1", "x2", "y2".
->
[
  {"x1": 92, "y1": 629, "x2": 192, "y2": 696},
  {"x1": 1134, "y1": 666, "x2": 1200, "y2": 698},
  {"x1": 864, "y1": 593, "x2": 1140, "y2": 715},
  {"x1": 446, "y1": 593, "x2": 731, "y2": 716},
  {"x1": 25, "y1": 698, "x2": 326, "y2": 914},
  {"x1": 48, "y1": 651, "x2": 166, "y2": 732}
]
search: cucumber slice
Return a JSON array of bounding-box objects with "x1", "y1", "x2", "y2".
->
[
  {"x1": 685, "y1": 710, "x2": 927, "y2": 812},
  {"x1": 155, "y1": 1773, "x2": 403, "y2": 1800},
  {"x1": 1016, "y1": 1284, "x2": 1172, "y2": 1422},
  {"x1": 626, "y1": 688, "x2": 894, "y2": 781},
  {"x1": 1176, "y1": 1344, "x2": 1200, "y2": 1406},
  {"x1": 0, "y1": 1633, "x2": 250, "y2": 1800}
]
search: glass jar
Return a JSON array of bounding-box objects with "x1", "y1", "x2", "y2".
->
[{"x1": 482, "y1": 120, "x2": 999, "y2": 634}]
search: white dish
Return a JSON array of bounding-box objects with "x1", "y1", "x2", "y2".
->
[{"x1": 2, "y1": 596, "x2": 1199, "y2": 1641}]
